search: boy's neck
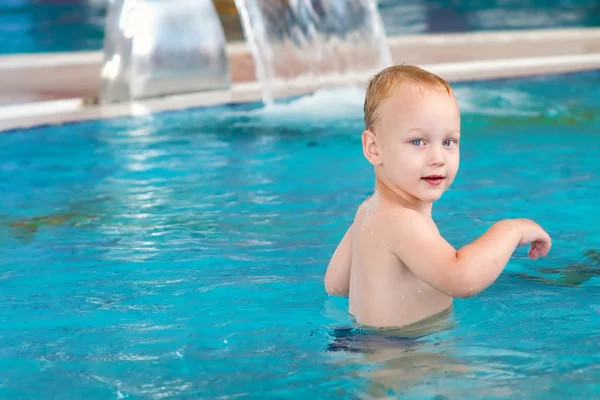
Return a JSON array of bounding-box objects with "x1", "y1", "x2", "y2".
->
[{"x1": 374, "y1": 176, "x2": 433, "y2": 215}]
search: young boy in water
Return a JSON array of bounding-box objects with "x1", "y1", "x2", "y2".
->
[{"x1": 324, "y1": 65, "x2": 552, "y2": 329}]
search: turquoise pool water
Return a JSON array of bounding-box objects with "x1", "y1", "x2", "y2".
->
[
  {"x1": 1, "y1": 70, "x2": 600, "y2": 398},
  {"x1": 1, "y1": 0, "x2": 599, "y2": 54},
  {"x1": 0, "y1": 0, "x2": 105, "y2": 54}
]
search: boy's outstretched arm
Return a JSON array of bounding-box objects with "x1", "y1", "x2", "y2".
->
[
  {"x1": 324, "y1": 225, "x2": 353, "y2": 297},
  {"x1": 389, "y1": 211, "x2": 551, "y2": 298}
]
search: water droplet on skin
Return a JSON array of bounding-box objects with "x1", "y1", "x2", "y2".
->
[{"x1": 402, "y1": 296, "x2": 405, "y2": 300}]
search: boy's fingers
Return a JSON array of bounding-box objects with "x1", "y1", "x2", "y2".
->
[
  {"x1": 534, "y1": 241, "x2": 549, "y2": 257},
  {"x1": 528, "y1": 246, "x2": 536, "y2": 259}
]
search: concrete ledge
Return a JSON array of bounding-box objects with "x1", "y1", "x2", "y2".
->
[
  {"x1": 1, "y1": 52, "x2": 599, "y2": 133},
  {"x1": 0, "y1": 28, "x2": 600, "y2": 132},
  {"x1": 1, "y1": 28, "x2": 599, "y2": 106},
  {"x1": 387, "y1": 28, "x2": 600, "y2": 61},
  {"x1": 426, "y1": 53, "x2": 600, "y2": 82}
]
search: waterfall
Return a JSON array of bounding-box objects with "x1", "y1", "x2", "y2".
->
[
  {"x1": 234, "y1": 0, "x2": 392, "y2": 104},
  {"x1": 100, "y1": 0, "x2": 231, "y2": 103}
]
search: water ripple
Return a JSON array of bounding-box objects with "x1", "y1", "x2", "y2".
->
[{"x1": 1, "y1": 70, "x2": 600, "y2": 398}]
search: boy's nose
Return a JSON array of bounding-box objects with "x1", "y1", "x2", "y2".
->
[{"x1": 428, "y1": 147, "x2": 445, "y2": 166}]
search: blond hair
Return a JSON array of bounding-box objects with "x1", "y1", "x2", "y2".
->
[{"x1": 363, "y1": 65, "x2": 453, "y2": 131}]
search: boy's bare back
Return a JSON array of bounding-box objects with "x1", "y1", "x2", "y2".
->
[
  {"x1": 349, "y1": 194, "x2": 452, "y2": 328},
  {"x1": 324, "y1": 65, "x2": 551, "y2": 329}
]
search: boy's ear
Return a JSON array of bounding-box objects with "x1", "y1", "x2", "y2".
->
[{"x1": 362, "y1": 129, "x2": 381, "y2": 165}]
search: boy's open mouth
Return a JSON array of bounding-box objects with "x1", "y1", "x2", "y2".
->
[{"x1": 422, "y1": 175, "x2": 445, "y2": 185}]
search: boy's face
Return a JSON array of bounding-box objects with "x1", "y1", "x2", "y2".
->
[{"x1": 364, "y1": 86, "x2": 461, "y2": 203}]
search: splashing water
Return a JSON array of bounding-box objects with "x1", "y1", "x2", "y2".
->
[{"x1": 234, "y1": 0, "x2": 392, "y2": 104}]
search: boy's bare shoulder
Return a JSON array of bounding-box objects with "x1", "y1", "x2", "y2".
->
[
  {"x1": 377, "y1": 203, "x2": 432, "y2": 235},
  {"x1": 353, "y1": 196, "x2": 371, "y2": 220},
  {"x1": 351, "y1": 196, "x2": 427, "y2": 230}
]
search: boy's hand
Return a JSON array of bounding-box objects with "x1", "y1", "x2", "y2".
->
[{"x1": 514, "y1": 218, "x2": 552, "y2": 259}]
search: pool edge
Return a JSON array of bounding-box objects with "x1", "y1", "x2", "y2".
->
[{"x1": 1, "y1": 28, "x2": 600, "y2": 132}]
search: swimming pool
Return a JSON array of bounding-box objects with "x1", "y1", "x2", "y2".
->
[
  {"x1": 1, "y1": 0, "x2": 599, "y2": 54},
  {"x1": 1, "y1": 69, "x2": 599, "y2": 398}
]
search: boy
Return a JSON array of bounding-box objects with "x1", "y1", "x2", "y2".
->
[{"x1": 324, "y1": 65, "x2": 551, "y2": 329}]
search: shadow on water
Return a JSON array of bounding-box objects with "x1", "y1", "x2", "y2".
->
[
  {"x1": 324, "y1": 307, "x2": 474, "y2": 398},
  {"x1": 0, "y1": 198, "x2": 108, "y2": 244},
  {"x1": 511, "y1": 249, "x2": 600, "y2": 287},
  {"x1": 462, "y1": 106, "x2": 599, "y2": 131}
]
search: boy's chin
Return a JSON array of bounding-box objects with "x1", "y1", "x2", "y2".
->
[{"x1": 417, "y1": 190, "x2": 445, "y2": 203}]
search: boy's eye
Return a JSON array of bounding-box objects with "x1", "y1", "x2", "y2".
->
[
  {"x1": 411, "y1": 139, "x2": 424, "y2": 146},
  {"x1": 443, "y1": 139, "x2": 456, "y2": 147}
]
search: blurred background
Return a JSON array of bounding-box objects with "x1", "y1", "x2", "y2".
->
[{"x1": 1, "y1": 0, "x2": 599, "y2": 55}]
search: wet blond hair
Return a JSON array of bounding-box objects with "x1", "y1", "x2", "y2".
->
[{"x1": 363, "y1": 65, "x2": 453, "y2": 131}]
